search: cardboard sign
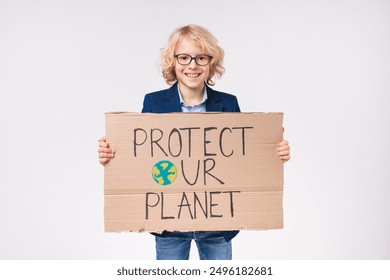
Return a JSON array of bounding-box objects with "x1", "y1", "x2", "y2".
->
[{"x1": 104, "y1": 112, "x2": 284, "y2": 233}]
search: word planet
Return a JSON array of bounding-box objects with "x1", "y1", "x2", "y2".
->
[{"x1": 152, "y1": 160, "x2": 177, "y2": 186}]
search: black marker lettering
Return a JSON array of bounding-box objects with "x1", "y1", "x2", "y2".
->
[
  {"x1": 133, "y1": 128, "x2": 147, "y2": 157},
  {"x1": 232, "y1": 126, "x2": 254, "y2": 155},
  {"x1": 219, "y1": 127, "x2": 234, "y2": 157},
  {"x1": 204, "y1": 158, "x2": 224, "y2": 185},
  {"x1": 145, "y1": 192, "x2": 159, "y2": 219},
  {"x1": 151, "y1": 128, "x2": 168, "y2": 157},
  {"x1": 168, "y1": 128, "x2": 182, "y2": 157},
  {"x1": 204, "y1": 127, "x2": 217, "y2": 156}
]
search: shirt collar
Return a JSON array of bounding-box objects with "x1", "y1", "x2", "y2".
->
[{"x1": 178, "y1": 86, "x2": 208, "y2": 107}]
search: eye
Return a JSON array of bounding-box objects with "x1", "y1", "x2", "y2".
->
[
  {"x1": 196, "y1": 55, "x2": 210, "y2": 64},
  {"x1": 178, "y1": 55, "x2": 190, "y2": 61}
]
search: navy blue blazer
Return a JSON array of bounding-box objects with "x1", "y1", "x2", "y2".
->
[
  {"x1": 141, "y1": 82, "x2": 240, "y2": 242},
  {"x1": 142, "y1": 82, "x2": 241, "y2": 113}
]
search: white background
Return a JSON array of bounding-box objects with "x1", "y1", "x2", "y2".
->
[{"x1": 0, "y1": 0, "x2": 389, "y2": 260}]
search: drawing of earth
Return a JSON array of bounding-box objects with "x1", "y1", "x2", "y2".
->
[{"x1": 152, "y1": 160, "x2": 177, "y2": 185}]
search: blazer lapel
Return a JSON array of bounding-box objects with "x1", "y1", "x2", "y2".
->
[
  {"x1": 205, "y1": 85, "x2": 223, "y2": 112},
  {"x1": 163, "y1": 83, "x2": 182, "y2": 113},
  {"x1": 162, "y1": 83, "x2": 223, "y2": 112}
]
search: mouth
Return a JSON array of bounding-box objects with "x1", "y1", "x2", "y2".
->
[{"x1": 185, "y1": 73, "x2": 201, "y2": 78}]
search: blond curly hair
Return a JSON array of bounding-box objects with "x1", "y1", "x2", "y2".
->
[{"x1": 160, "y1": 24, "x2": 225, "y2": 86}]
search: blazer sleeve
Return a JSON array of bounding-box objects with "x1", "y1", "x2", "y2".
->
[
  {"x1": 233, "y1": 96, "x2": 241, "y2": 113},
  {"x1": 141, "y1": 94, "x2": 152, "y2": 113}
]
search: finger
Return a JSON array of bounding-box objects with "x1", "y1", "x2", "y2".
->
[
  {"x1": 99, "y1": 152, "x2": 115, "y2": 159},
  {"x1": 98, "y1": 136, "x2": 109, "y2": 147},
  {"x1": 98, "y1": 147, "x2": 114, "y2": 154},
  {"x1": 278, "y1": 149, "x2": 290, "y2": 156},
  {"x1": 98, "y1": 140, "x2": 109, "y2": 148},
  {"x1": 276, "y1": 145, "x2": 290, "y2": 152},
  {"x1": 278, "y1": 139, "x2": 289, "y2": 146},
  {"x1": 280, "y1": 155, "x2": 290, "y2": 162},
  {"x1": 99, "y1": 157, "x2": 111, "y2": 165},
  {"x1": 277, "y1": 145, "x2": 290, "y2": 152},
  {"x1": 99, "y1": 142, "x2": 108, "y2": 148}
]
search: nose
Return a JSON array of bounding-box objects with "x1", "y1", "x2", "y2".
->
[{"x1": 188, "y1": 57, "x2": 198, "y2": 68}]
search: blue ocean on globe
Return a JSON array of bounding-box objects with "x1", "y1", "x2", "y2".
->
[{"x1": 152, "y1": 160, "x2": 177, "y2": 185}]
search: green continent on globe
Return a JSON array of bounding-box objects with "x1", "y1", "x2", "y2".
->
[{"x1": 152, "y1": 160, "x2": 177, "y2": 185}]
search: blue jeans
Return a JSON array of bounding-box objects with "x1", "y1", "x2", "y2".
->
[{"x1": 155, "y1": 231, "x2": 232, "y2": 260}]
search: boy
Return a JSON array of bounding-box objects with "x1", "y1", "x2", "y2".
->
[{"x1": 98, "y1": 24, "x2": 290, "y2": 260}]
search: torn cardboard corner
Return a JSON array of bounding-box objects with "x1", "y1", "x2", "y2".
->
[{"x1": 104, "y1": 112, "x2": 284, "y2": 233}]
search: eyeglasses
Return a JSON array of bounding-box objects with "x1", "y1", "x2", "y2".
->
[{"x1": 174, "y1": 54, "x2": 212, "y2": 66}]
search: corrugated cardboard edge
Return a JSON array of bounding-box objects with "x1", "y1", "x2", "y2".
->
[{"x1": 104, "y1": 112, "x2": 285, "y2": 233}]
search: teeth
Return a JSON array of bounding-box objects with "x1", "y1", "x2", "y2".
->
[{"x1": 185, "y1": 73, "x2": 200, "y2": 78}]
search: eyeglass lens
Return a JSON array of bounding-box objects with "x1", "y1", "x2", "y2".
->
[{"x1": 176, "y1": 54, "x2": 211, "y2": 66}]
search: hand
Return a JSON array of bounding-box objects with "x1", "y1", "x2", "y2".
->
[
  {"x1": 98, "y1": 136, "x2": 115, "y2": 165},
  {"x1": 277, "y1": 139, "x2": 290, "y2": 163}
]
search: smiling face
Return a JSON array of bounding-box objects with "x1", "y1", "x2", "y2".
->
[{"x1": 174, "y1": 37, "x2": 210, "y2": 98}]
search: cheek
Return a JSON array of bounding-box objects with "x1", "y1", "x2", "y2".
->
[
  {"x1": 174, "y1": 64, "x2": 184, "y2": 75},
  {"x1": 204, "y1": 66, "x2": 211, "y2": 77}
]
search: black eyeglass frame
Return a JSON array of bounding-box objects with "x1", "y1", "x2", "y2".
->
[{"x1": 174, "y1": 54, "x2": 213, "y2": 66}]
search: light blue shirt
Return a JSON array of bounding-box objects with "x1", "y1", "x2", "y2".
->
[{"x1": 178, "y1": 87, "x2": 208, "y2": 112}]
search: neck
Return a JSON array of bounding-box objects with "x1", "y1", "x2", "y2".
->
[{"x1": 178, "y1": 83, "x2": 205, "y2": 106}]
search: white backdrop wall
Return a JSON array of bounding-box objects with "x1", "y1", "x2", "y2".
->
[{"x1": 0, "y1": 0, "x2": 389, "y2": 259}]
